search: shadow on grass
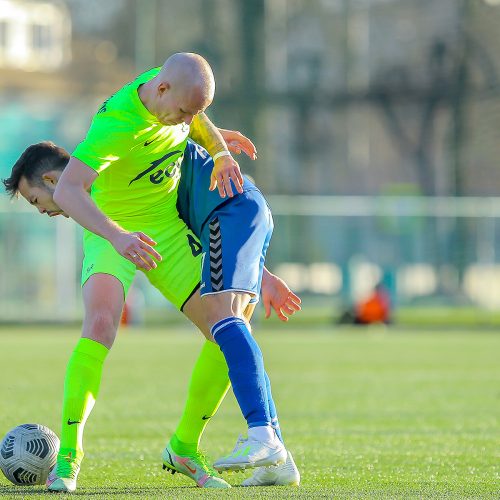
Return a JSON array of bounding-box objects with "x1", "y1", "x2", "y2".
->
[
  {"x1": 0, "y1": 484, "x2": 317, "y2": 498},
  {"x1": 0, "y1": 485, "x2": 201, "y2": 496}
]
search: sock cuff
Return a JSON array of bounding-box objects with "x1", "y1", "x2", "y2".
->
[
  {"x1": 170, "y1": 434, "x2": 198, "y2": 455},
  {"x1": 75, "y1": 337, "x2": 109, "y2": 361},
  {"x1": 210, "y1": 316, "x2": 246, "y2": 337}
]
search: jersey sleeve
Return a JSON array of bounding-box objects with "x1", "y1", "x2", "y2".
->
[{"x1": 72, "y1": 113, "x2": 129, "y2": 173}]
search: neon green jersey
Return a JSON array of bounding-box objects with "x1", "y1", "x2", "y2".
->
[{"x1": 72, "y1": 67, "x2": 190, "y2": 220}]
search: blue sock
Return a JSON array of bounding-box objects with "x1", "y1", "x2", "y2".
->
[
  {"x1": 212, "y1": 317, "x2": 270, "y2": 428},
  {"x1": 264, "y1": 370, "x2": 284, "y2": 444}
]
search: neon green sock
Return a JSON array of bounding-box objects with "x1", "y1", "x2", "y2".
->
[
  {"x1": 172, "y1": 340, "x2": 230, "y2": 454},
  {"x1": 59, "y1": 338, "x2": 109, "y2": 457}
]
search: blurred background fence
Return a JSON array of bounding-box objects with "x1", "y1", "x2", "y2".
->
[
  {"x1": 3, "y1": 195, "x2": 500, "y2": 323},
  {"x1": 1, "y1": 0, "x2": 500, "y2": 324}
]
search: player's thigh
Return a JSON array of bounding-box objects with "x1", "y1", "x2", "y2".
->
[
  {"x1": 81, "y1": 230, "x2": 136, "y2": 347},
  {"x1": 200, "y1": 191, "x2": 273, "y2": 304},
  {"x1": 201, "y1": 290, "x2": 253, "y2": 327},
  {"x1": 144, "y1": 218, "x2": 202, "y2": 311},
  {"x1": 82, "y1": 229, "x2": 136, "y2": 297},
  {"x1": 82, "y1": 274, "x2": 125, "y2": 348},
  {"x1": 182, "y1": 289, "x2": 213, "y2": 341}
]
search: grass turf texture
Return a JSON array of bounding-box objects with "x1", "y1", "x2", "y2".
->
[{"x1": 0, "y1": 326, "x2": 498, "y2": 499}]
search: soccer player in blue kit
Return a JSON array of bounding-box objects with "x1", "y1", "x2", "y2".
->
[{"x1": 172, "y1": 140, "x2": 300, "y2": 484}]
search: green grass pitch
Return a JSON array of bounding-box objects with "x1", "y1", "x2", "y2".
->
[{"x1": 0, "y1": 325, "x2": 499, "y2": 499}]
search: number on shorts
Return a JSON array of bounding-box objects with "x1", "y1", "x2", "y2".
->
[{"x1": 187, "y1": 234, "x2": 202, "y2": 257}]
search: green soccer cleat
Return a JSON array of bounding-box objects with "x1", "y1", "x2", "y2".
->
[
  {"x1": 46, "y1": 449, "x2": 83, "y2": 493},
  {"x1": 162, "y1": 443, "x2": 231, "y2": 488},
  {"x1": 241, "y1": 450, "x2": 300, "y2": 486},
  {"x1": 213, "y1": 434, "x2": 287, "y2": 472}
]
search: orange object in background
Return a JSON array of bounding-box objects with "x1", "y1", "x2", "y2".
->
[
  {"x1": 355, "y1": 284, "x2": 391, "y2": 324},
  {"x1": 120, "y1": 302, "x2": 130, "y2": 326}
]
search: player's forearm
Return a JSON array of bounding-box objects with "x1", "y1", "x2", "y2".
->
[
  {"x1": 189, "y1": 112, "x2": 229, "y2": 157},
  {"x1": 53, "y1": 183, "x2": 124, "y2": 241}
]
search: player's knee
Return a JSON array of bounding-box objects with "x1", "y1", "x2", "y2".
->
[{"x1": 84, "y1": 310, "x2": 118, "y2": 348}]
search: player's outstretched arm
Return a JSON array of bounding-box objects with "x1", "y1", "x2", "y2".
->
[
  {"x1": 53, "y1": 157, "x2": 161, "y2": 271},
  {"x1": 189, "y1": 112, "x2": 244, "y2": 198},
  {"x1": 261, "y1": 267, "x2": 302, "y2": 322}
]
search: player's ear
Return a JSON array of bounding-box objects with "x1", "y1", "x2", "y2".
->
[
  {"x1": 42, "y1": 170, "x2": 59, "y2": 187},
  {"x1": 158, "y1": 81, "x2": 171, "y2": 96}
]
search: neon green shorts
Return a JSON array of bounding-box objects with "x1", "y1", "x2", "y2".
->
[{"x1": 81, "y1": 213, "x2": 201, "y2": 310}]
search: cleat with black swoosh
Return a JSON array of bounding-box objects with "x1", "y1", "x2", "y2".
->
[{"x1": 161, "y1": 443, "x2": 230, "y2": 488}]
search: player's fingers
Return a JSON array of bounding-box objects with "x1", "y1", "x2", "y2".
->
[
  {"x1": 277, "y1": 309, "x2": 289, "y2": 322},
  {"x1": 287, "y1": 297, "x2": 302, "y2": 311},
  {"x1": 223, "y1": 172, "x2": 234, "y2": 198},
  {"x1": 227, "y1": 141, "x2": 242, "y2": 155},
  {"x1": 229, "y1": 139, "x2": 256, "y2": 160},
  {"x1": 281, "y1": 304, "x2": 296, "y2": 315},
  {"x1": 136, "y1": 250, "x2": 157, "y2": 270},
  {"x1": 273, "y1": 304, "x2": 288, "y2": 322},
  {"x1": 217, "y1": 174, "x2": 227, "y2": 198},
  {"x1": 230, "y1": 169, "x2": 244, "y2": 194},
  {"x1": 264, "y1": 299, "x2": 271, "y2": 319},
  {"x1": 137, "y1": 232, "x2": 157, "y2": 246},
  {"x1": 209, "y1": 175, "x2": 217, "y2": 192},
  {"x1": 140, "y1": 241, "x2": 162, "y2": 261},
  {"x1": 235, "y1": 133, "x2": 257, "y2": 158},
  {"x1": 129, "y1": 251, "x2": 152, "y2": 271},
  {"x1": 289, "y1": 291, "x2": 302, "y2": 304}
]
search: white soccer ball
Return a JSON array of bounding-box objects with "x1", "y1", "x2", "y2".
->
[{"x1": 0, "y1": 424, "x2": 59, "y2": 486}]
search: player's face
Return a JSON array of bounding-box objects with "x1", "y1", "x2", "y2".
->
[
  {"x1": 155, "y1": 84, "x2": 211, "y2": 126},
  {"x1": 17, "y1": 175, "x2": 68, "y2": 218}
]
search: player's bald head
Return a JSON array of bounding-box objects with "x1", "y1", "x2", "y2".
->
[{"x1": 159, "y1": 52, "x2": 215, "y2": 108}]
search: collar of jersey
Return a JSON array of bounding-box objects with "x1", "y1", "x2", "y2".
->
[{"x1": 132, "y1": 67, "x2": 162, "y2": 124}]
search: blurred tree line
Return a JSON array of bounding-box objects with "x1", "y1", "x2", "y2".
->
[{"x1": 2, "y1": 0, "x2": 499, "y2": 198}]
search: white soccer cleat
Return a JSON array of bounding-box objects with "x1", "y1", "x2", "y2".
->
[
  {"x1": 46, "y1": 450, "x2": 82, "y2": 493},
  {"x1": 213, "y1": 434, "x2": 287, "y2": 472},
  {"x1": 242, "y1": 450, "x2": 300, "y2": 486}
]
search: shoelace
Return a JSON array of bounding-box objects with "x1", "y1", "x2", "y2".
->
[
  {"x1": 231, "y1": 434, "x2": 247, "y2": 453},
  {"x1": 55, "y1": 455, "x2": 79, "y2": 479},
  {"x1": 192, "y1": 450, "x2": 217, "y2": 476}
]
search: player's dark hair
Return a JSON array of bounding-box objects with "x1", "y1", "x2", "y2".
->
[{"x1": 2, "y1": 141, "x2": 70, "y2": 198}]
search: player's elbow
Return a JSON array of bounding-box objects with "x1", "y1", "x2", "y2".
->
[{"x1": 53, "y1": 182, "x2": 72, "y2": 211}]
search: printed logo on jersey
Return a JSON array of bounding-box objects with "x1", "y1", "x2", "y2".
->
[
  {"x1": 97, "y1": 98, "x2": 110, "y2": 114},
  {"x1": 97, "y1": 91, "x2": 117, "y2": 114},
  {"x1": 128, "y1": 150, "x2": 182, "y2": 186}
]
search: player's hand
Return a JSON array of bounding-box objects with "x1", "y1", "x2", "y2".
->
[
  {"x1": 209, "y1": 154, "x2": 244, "y2": 198},
  {"x1": 219, "y1": 129, "x2": 257, "y2": 160},
  {"x1": 261, "y1": 270, "x2": 302, "y2": 322},
  {"x1": 110, "y1": 231, "x2": 162, "y2": 271}
]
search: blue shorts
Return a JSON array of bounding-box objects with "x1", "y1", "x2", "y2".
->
[{"x1": 199, "y1": 189, "x2": 273, "y2": 303}]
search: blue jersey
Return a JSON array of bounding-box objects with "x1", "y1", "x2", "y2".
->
[{"x1": 177, "y1": 140, "x2": 259, "y2": 237}]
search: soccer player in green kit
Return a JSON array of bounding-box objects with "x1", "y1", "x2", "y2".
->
[{"x1": 3, "y1": 53, "x2": 301, "y2": 491}]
